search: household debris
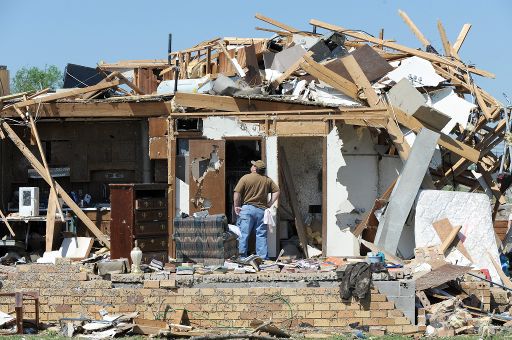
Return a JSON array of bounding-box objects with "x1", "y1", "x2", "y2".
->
[{"x1": 0, "y1": 9, "x2": 511, "y2": 338}]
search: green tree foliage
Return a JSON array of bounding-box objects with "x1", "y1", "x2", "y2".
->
[{"x1": 11, "y1": 65, "x2": 63, "y2": 93}]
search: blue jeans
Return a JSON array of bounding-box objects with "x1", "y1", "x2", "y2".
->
[{"x1": 237, "y1": 204, "x2": 267, "y2": 259}]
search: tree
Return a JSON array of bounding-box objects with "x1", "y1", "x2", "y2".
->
[{"x1": 11, "y1": 65, "x2": 63, "y2": 93}]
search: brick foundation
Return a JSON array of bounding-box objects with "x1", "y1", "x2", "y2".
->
[{"x1": 0, "y1": 260, "x2": 420, "y2": 334}]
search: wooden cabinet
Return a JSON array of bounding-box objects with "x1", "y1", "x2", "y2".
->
[{"x1": 110, "y1": 183, "x2": 168, "y2": 264}]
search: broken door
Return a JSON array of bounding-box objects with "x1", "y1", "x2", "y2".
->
[{"x1": 189, "y1": 140, "x2": 226, "y2": 215}]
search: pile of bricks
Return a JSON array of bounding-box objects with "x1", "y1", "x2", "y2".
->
[{"x1": 0, "y1": 260, "x2": 420, "y2": 334}]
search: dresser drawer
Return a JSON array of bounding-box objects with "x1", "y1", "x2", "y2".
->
[
  {"x1": 133, "y1": 221, "x2": 167, "y2": 237},
  {"x1": 135, "y1": 209, "x2": 167, "y2": 222},
  {"x1": 135, "y1": 198, "x2": 167, "y2": 210},
  {"x1": 136, "y1": 236, "x2": 168, "y2": 252}
]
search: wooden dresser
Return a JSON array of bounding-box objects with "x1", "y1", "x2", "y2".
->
[{"x1": 110, "y1": 183, "x2": 168, "y2": 264}]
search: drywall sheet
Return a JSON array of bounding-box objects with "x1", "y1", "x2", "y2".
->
[
  {"x1": 384, "y1": 56, "x2": 445, "y2": 87},
  {"x1": 374, "y1": 128, "x2": 439, "y2": 254},
  {"x1": 427, "y1": 88, "x2": 477, "y2": 134},
  {"x1": 414, "y1": 190, "x2": 501, "y2": 283},
  {"x1": 203, "y1": 117, "x2": 260, "y2": 139}
]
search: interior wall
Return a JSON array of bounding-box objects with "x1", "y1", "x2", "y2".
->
[
  {"x1": 279, "y1": 137, "x2": 323, "y2": 224},
  {"x1": 326, "y1": 124, "x2": 378, "y2": 256},
  {"x1": 7, "y1": 120, "x2": 142, "y2": 209}
]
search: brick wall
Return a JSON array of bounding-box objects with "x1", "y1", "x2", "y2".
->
[{"x1": 0, "y1": 260, "x2": 420, "y2": 334}]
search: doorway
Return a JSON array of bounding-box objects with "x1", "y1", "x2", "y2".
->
[{"x1": 224, "y1": 139, "x2": 263, "y2": 224}]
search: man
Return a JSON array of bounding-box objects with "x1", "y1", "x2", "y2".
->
[{"x1": 234, "y1": 160, "x2": 280, "y2": 260}]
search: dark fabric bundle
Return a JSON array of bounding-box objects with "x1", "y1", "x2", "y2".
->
[{"x1": 340, "y1": 262, "x2": 372, "y2": 300}]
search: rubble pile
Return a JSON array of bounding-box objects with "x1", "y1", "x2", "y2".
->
[{"x1": 1, "y1": 10, "x2": 512, "y2": 338}]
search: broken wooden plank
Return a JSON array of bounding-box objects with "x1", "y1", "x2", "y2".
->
[
  {"x1": 300, "y1": 54, "x2": 359, "y2": 100},
  {"x1": 398, "y1": 10, "x2": 431, "y2": 49},
  {"x1": 173, "y1": 92, "x2": 325, "y2": 112},
  {"x1": 271, "y1": 51, "x2": 313, "y2": 89},
  {"x1": 45, "y1": 192, "x2": 57, "y2": 252},
  {"x1": 255, "y1": 13, "x2": 316, "y2": 36},
  {"x1": 0, "y1": 122, "x2": 111, "y2": 248},
  {"x1": 309, "y1": 19, "x2": 495, "y2": 78},
  {"x1": 487, "y1": 251, "x2": 512, "y2": 289},
  {"x1": 432, "y1": 218, "x2": 473, "y2": 262},
  {"x1": 437, "y1": 20, "x2": 452, "y2": 57},
  {"x1": 0, "y1": 208, "x2": 15, "y2": 237},
  {"x1": 14, "y1": 79, "x2": 122, "y2": 108},
  {"x1": 438, "y1": 224, "x2": 462, "y2": 255},
  {"x1": 453, "y1": 24, "x2": 472, "y2": 53}
]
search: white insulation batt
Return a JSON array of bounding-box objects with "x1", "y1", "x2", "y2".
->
[{"x1": 414, "y1": 190, "x2": 501, "y2": 283}]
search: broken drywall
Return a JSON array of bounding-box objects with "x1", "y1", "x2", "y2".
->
[
  {"x1": 266, "y1": 136, "x2": 278, "y2": 258},
  {"x1": 190, "y1": 145, "x2": 224, "y2": 211},
  {"x1": 202, "y1": 117, "x2": 261, "y2": 139},
  {"x1": 326, "y1": 125, "x2": 378, "y2": 256}
]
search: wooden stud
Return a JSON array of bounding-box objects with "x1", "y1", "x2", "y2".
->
[
  {"x1": 437, "y1": 20, "x2": 452, "y2": 57},
  {"x1": 453, "y1": 24, "x2": 472, "y2": 53},
  {"x1": 167, "y1": 117, "x2": 176, "y2": 258},
  {"x1": 398, "y1": 10, "x2": 431, "y2": 48}
]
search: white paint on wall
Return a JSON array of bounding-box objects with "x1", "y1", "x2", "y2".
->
[
  {"x1": 202, "y1": 117, "x2": 261, "y2": 140},
  {"x1": 175, "y1": 177, "x2": 190, "y2": 215},
  {"x1": 326, "y1": 127, "x2": 358, "y2": 256},
  {"x1": 266, "y1": 136, "x2": 278, "y2": 258}
]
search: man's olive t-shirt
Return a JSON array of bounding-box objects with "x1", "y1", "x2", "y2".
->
[{"x1": 234, "y1": 172, "x2": 279, "y2": 209}]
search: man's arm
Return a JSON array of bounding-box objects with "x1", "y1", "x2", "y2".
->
[
  {"x1": 267, "y1": 190, "x2": 280, "y2": 208},
  {"x1": 234, "y1": 191, "x2": 242, "y2": 215}
]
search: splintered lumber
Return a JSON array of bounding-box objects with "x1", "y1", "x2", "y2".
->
[
  {"x1": 453, "y1": 24, "x2": 472, "y2": 53},
  {"x1": 310, "y1": 19, "x2": 495, "y2": 78},
  {"x1": 432, "y1": 218, "x2": 472, "y2": 262},
  {"x1": 397, "y1": 10, "x2": 431, "y2": 49},
  {"x1": 438, "y1": 224, "x2": 462, "y2": 255},
  {"x1": 359, "y1": 239, "x2": 403, "y2": 265},
  {"x1": 437, "y1": 20, "x2": 453, "y2": 57},
  {"x1": 0, "y1": 122, "x2": 110, "y2": 248},
  {"x1": 340, "y1": 54, "x2": 412, "y2": 160},
  {"x1": 279, "y1": 147, "x2": 309, "y2": 258},
  {"x1": 13, "y1": 79, "x2": 122, "y2": 108},
  {"x1": 300, "y1": 54, "x2": 359, "y2": 101},
  {"x1": 173, "y1": 92, "x2": 324, "y2": 112},
  {"x1": 487, "y1": 251, "x2": 512, "y2": 289},
  {"x1": 0, "y1": 208, "x2": 15, "y2": 237},
  {"x1": 271, "y1": 51, "x2": 313, "y2": 89},
  {"x1": 255, "y1": 13, "x2": 316, "y2": 36},
  {"x1": 46, "y1": 192, "x2": 57, "y2": 251}
]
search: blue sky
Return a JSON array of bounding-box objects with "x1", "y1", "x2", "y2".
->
[{"x1": 2, "y1": 0, "x2": 511, "y2": 102}]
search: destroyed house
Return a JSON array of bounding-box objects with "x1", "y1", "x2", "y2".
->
[{"x1": 0, "y1": 12, "x2": 509, "y2": 337}]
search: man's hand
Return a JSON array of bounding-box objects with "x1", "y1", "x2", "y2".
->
[{"x1": 235, "y1": 206, "x2": 241, "y2": 215}]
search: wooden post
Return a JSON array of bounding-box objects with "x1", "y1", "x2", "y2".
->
[{"x1": 167, "y1": 117, "x2": 176, "y2": 258}]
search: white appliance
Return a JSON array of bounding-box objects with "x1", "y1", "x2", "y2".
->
[{"x1": 19, "y1": 187, "x2": 39, "y2": 217}]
